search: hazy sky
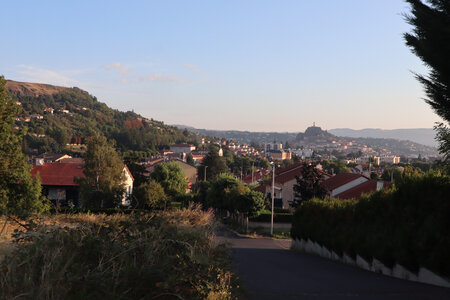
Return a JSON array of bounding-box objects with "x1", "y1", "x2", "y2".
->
[{"x1": 0, "y1": 1, "x2": 442, "y2": 131}]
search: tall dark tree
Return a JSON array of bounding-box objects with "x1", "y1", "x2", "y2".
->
[
  {"x1": 0, "y1": 76, "x2": 48, "y2": 231},
  {"x1": 404, "y1": 0, "x2": 450, "y2": 160},
  {"x1": 198, "y1": 150, "x2": 228, "y2": 181},
  {"x1": 291, "y1": 163, "x2": 327, "y2": 208}
]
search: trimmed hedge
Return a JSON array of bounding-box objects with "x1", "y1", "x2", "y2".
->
[
  {"x1": 250, "y1": 211, "x2": 293, "y2": 223},
  {"x1": 291, "y1": 172, "x2": 450, "y2": 277}
]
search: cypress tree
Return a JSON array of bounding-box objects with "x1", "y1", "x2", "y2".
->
[{"x1": 404, "y1": 0, "x2": 450, "y2": 159}]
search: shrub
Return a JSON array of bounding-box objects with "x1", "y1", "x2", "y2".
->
[{"x1": 291, "y1": 172, "x2": 450, "y2": 277}]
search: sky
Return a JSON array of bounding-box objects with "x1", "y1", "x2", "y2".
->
[{"x1": 0, "y1": 0, "x2": 442, "y2": 132}]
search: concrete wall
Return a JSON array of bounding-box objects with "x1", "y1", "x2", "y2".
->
[{"x1": 292, "y1": 238, "x2": 450, "y2": 288}]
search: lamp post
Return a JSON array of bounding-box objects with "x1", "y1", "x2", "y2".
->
[{"x1": 270, "y1": 162, "x2": 275, "y2": 236}]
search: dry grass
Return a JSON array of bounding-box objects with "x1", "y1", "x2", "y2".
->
[{"x1": 0, "y1": 205, "x2": 240, "y2": 299}]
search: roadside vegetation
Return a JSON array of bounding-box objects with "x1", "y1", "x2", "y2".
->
[
  {"x1": 0, "y1": 207, "x2": 240, "y2": 299},
  {"x1": 291, "y1": 171, "x2": 450, "y2": 277}
]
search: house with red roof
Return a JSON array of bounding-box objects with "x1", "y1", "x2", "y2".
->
[
  {"x1": 255, "y1": 163, "x2": 331, "y2": 209},
  {"x1": 334, "y1": 179, "x2": 391, "y2": 200},
  {"x1": 321, "y1": 173, "x2": 390, "y2": 200},
  {"x1": 31, "y1": 160, "x2": 85, "y2": 207},
  {"x1": 31, "y1": 159, "x2": 134, "y2": 207},
  {"x1": 321, "y1": 173, "x2": 369, "y2": 197}
]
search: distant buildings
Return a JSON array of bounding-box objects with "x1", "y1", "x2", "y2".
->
[{"x1": 170, "y1": 143, "x2": 196, "y2": 154}]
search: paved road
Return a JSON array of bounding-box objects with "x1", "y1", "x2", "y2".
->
[{"x1": 215, "y1": 231, "x2": 450, "y2": 300}]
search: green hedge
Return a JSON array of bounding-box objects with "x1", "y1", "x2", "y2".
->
[
  {"x1": 250, "y1": 211, "x2": 293, "y2": 223},
  {"x1": 291, "y1": 172, "x2": 450, "y2": 277}
]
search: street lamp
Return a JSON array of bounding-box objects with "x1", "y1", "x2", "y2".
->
[{"x1": 270, "y1": 162, "x2": 275, "y2": 236}]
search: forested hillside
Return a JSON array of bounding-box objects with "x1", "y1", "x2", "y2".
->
[{"x1": 7, "y1": 80, "x2": 201, "y2": 155}]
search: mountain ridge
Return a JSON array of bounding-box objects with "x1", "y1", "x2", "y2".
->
[{"x1": 328, "y1": 128, "x2": 437, "y2": 147}]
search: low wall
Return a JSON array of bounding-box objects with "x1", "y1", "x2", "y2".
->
[
  {"x1": 248, "y1": 221, "x2": 291, "y2": 229},
  {"x1": 291, "y1": 238, "x2": 450, "y2": 288}
]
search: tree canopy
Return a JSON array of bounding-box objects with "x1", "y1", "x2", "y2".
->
[
  {"x1": 404, "y1": 0, "x2": 450, "y2": 160},
  {"x1": 205, "y1": 174, "x2": 264, "y2": 216},
  {"x1": 150, "y1": 162, "x2": 188, "y2": 198},
  {"x1": 198, "y1": 150, "x2": 228, "y2": 181},
  {"x1": 0, "y1": 76, "x2": 48, "y2": 218},
  {"x1": 292, "y1": 163, "x2": 327, "y2": 207},
  {"x1": 132, "y1": 180, "x2": 168, "y2": 210},
  {"x1": 77, "y1": 134, "x2": 125, "y2": 208}
]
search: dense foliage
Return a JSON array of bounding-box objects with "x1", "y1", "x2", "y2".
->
[
  {"x1": 77, "y1": 134, "x2": 125, "y2": 208},
  {"x1": 8, "y1": 83, "x2": 200, "y2": 155},
  {"x1": 196, "y1": 174, "x2": 265, "y2": 218},
  {"x1": 404, "y1": 0, "x2": 450, "y2": 160},
  {"x1": 0, "y1": 209, "x2": 238, "y2": 299},
  {"x1": 0, "y1": 77, "x2": 48, "y2": 219},
  {"x1": 291, "y1": 163, "x2": 327, "y2": 207},
  {"x1": 198, "y1": 149, "x2": 229, "y2": 181},
  {"x1": 291, "y1": 172, "x2": 450, "y2": 277},
  {"x1": 132, "y1": 180, "x2": 168, "y2": 209},
  {"x1": 150, "y1": 162, "x2": 188, "y2": 198}
]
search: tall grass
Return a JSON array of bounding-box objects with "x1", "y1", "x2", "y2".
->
[{"x1": 0, "y1": 205, "x2": 239, "y2": 299}]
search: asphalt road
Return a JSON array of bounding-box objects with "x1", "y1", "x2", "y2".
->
[{"x1": 215, "y1": 231, "x2": 450, "y2": 300}]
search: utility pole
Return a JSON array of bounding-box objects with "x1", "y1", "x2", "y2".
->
[
  {"x1": 251, "y1": 162, "x2": 254, "y2": 184},
  {"x1": 271, "y1": 162, "x2": 275, "y2": 236}
]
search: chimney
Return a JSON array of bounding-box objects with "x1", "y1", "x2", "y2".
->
[
  {"x1": 376, "y1": 181, "x2": 384, "y2": 191},
  {"x1": 35, "y1": 158, "x2": 45, "y2": 166}
]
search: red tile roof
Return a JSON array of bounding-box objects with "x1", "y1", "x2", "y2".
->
[
  {"x1": 31, "y1": 162, "x2": 85, "y2": 186},
  {"x1": 321, "y1": 173, "x2": 368, "y2": 191},
  {"x1": 275, "y1": 163, "x2": 302, "y2": 175},
  {"x1": 241, "y1": 170, "x2": 270, "y2": 184},
  {"x1": 335, "y1": 180, "x2": 391, "y2": 200}
]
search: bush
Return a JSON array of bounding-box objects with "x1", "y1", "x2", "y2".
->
[
  {"x1": 0, "y1": 208, "x2": 239, "y2": 299},
  {"x1": 250, "y1": 211, "x2": 293, "y2": 223},
  {"x1": 291, "y1": 172, "x2": 450, "y2": 276}
]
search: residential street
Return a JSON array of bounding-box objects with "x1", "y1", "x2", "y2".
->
[{"x1": 214, "y1": 231, "x2": 450, "y2": 300}]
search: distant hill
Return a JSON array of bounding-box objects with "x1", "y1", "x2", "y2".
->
[
  {"x1": 329, "y1": 128, "x2": 437, "y2": 147},
  {"x1": 180, "y1": 127, "x2": 298, "y2": 145},
  {"x1": 7, "y1": 80, "x2": 201, "y2": 155},
  {"x1": 177, "y1": 125, "x2": 438, "y2": 156}
]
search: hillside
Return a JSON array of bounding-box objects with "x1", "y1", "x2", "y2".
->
[
  {"x1": 6, "y1": 80, "x2": 67, "y2": 97},
  {"x1": 7, "y1": 80, "x2": 201, "y2": 155},
  {"x1": 329, "y1": 128, "x2": 437, "y2": 147}
]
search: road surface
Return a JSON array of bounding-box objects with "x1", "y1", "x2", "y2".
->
[{"x1": 215, "y1": 231, "x2": 450, "y2": 300}]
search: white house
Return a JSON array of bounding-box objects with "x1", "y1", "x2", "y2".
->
[
  {"x1": 122, "y1": 165, "x2": 134, "y2": 206},
  {"x1": 170, "y1": 143, "x2": 196, "y2": 154}
]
